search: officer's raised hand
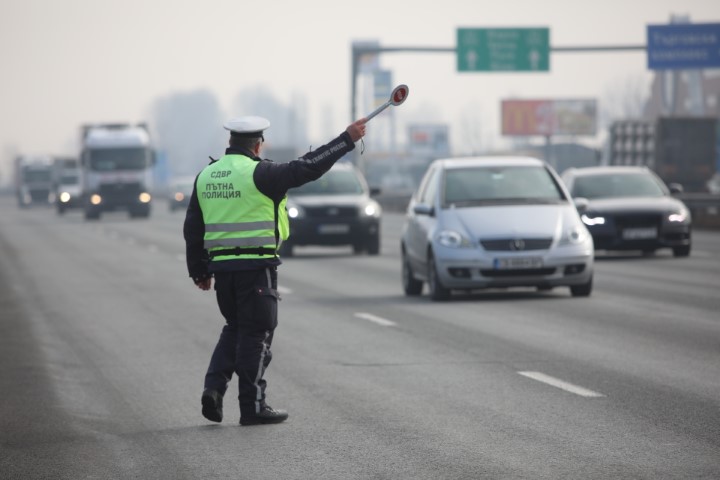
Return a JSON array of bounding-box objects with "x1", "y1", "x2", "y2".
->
[{"x1": 346, "y1": 118, "x2": 367, "y2": 142}]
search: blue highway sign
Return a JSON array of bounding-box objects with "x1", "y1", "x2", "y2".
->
[{"x1": 647, "y1": 23, "x2": 720, "y2": 70}]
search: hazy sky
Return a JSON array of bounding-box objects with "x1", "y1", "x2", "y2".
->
[{"x1": 1, "y1": 0, "x2": 718, "y2": 174}]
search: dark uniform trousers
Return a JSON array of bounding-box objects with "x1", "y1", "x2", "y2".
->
[{"x1": 204, "y1": 267, "x2": 279, "y2": 417}]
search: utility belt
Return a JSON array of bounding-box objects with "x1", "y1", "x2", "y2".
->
[{"x1": 208, "y1": 247, "x2": 277, "y2": 258}]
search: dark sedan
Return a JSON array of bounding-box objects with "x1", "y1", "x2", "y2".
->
[
  {"x1": 168, "y1": 176, "x2": 195, "y2": 212},
  {"x1": 280, "y1": 162, "x2": 381, "y2": 257},
  {"x1": 561, "y1": 166, "x2": 691, "y2": 257}
]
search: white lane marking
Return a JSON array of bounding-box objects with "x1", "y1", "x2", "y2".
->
[
  {"x1": 354, "y1": 312, "x2": 397, "y2": 327},
  {"x1": 518, "y1": 371, "x2": 604, "y2": 398},
  {"x1": 277, "y1": 285, "x2": 293, "y2": 295}
]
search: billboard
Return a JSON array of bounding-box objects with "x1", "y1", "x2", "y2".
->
[{"x1": 501, "y1": 99, "x2": 597, "y2": 136}]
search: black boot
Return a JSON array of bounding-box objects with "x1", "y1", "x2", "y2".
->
[
  {"x1": 201, "y1": 390, "x2": 223, "y2": 423},
  {"x1": 240, "y1": 405, "x2": 288, "y2": 426}
]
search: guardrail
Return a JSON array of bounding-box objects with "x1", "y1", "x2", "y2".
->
[{"x1": 679, "y1": 193, "x2": 720, "y2": 229}]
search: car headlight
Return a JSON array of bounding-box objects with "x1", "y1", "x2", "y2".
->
[
  {"x1": 59, "y1": 192, "x2": 72, "y2": 203},
  {"x1": 581, "y1": 213, "x2": 605, "y2": 226},
  {"x1": 437, "y1": 230, "x2": 472, "y2": 248},
  {"x1": 559, "y1": 225, "x2": 588, "y2": 246},
  {"x1": 139, "y1": 192, "x2": 152, "y2": 203},
  {"x1": 668, "y1": 208, "x2": 690, "y2": 223},
  {"x1": 174, "y1": 192, "x2": 185, "y2": 202},
  {"x1": 90, "y1": 194, "x2": 102, "y2": 205},
  {"x1": 363, "y1": 201, "x2": 381, "y2": 217},
  {"x1": 287, "y1": 205, "x2": 304, "y2": 219}
]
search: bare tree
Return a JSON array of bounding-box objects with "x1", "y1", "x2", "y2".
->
[
  {"x1": 599, "y1": 74, "x2": 650, "y2": 127},
  {"x1": 458, "y1": 101, "x2": 486, "y2": 156}
]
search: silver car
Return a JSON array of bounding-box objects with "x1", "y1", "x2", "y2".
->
[{"x1": 401, "y1": 156, "x2": 594, "y2": 300}]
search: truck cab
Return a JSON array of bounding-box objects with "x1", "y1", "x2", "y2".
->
[
  {"x1": 15, "y1": 155, "x2": 54, "y2": 208},
  {"x1": 80, "y1": 124, "x2": 155, "y2": 220}
]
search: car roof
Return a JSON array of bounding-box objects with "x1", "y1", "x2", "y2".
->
[
  {"x1": 432, "y1": 156, "x2": 546, "y2": 169},
  {"x1": 563, "y1": 166, "x2": 651, "y2": 177}
]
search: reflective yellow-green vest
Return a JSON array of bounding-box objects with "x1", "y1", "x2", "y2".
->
[{"x1": 197, "y1": 154, "x2": 289, "y2": 261}]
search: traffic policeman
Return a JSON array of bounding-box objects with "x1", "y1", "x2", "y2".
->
[{"x1": 184, "y1": 115, "x2": 367, "y2": 425}]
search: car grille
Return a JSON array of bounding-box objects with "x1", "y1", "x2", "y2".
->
[
  {"x1": 480, "y1": 238, "x2": 553, "y2": 251},
  {"x1": 303, "y1": 206, "x2": 358, "y2": 219},
  {"x1": 614, "y1": 213, "x2": 662, "y2": 228},
  {"x1": 480, "y1": 268, "x2": 557, "y2": 277}
]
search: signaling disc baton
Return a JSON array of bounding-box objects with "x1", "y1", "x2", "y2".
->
[{"x1": 365, "y1": 84, "x2": 409, "y2": 121}]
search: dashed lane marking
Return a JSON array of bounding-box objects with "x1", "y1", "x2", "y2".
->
[
  {"x1": 354, "y1": 312, "x2": 397, "y2": 327},
  {"x1": 518, "y1": 371, "x2": 605, "y2": 398}
]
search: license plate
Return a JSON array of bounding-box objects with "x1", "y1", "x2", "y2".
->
[
  {"x1": 493, "y1": 257, "x2": 543, "y2": 270},
  {"x1": 318, "y1": 224, "x2": 350, "y2": 234},
  {"x1": 622, "y1": 227, "x2": 657, "y2": 240}
]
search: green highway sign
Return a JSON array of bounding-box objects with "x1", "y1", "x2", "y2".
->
[{"x1": 457, "y1": 27, "x2": 550, "y2": 72}]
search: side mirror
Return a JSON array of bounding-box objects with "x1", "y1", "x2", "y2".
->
[
  {"x1": 370, "y1": 187, "x2": 381, "y2": 197},
  {"x1": 413, "y1": 204, "x2": 434, "y2": 216},
  {"x1": 573, "y1": 197, "x2": 589, "y2": 213},
  {"x1": 668, "y1": 183, "x2": 683, "y2": 195}
]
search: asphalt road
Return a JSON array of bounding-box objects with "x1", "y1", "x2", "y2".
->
[{"x1": 1, "y1": 196, "x2": 718, "y2": 479}]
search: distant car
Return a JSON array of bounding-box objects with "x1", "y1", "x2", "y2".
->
[
  {"x1": 401, "y1": 156, "x2": 594, "y2": 301},
  {"x1": 55, "y1": 179, "x2": 83, "y2": 214},
  {"x1": 561, "y1": 166, "x2": 691, "y2": 257},
  {"x1": 281, "y1": 162, "x2": 382, "y2": 257},
  {"x1": 168, "y1": 176, "x2": 195, "y2": 212}
]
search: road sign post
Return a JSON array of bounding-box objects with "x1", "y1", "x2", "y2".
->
[{"x1": 457, "y1": 28, "x2": 550, "y2": 72}]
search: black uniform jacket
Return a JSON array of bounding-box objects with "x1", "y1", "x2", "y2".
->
[{"x1": 183, "y1": 131, "x2": 356, "y2": 281}]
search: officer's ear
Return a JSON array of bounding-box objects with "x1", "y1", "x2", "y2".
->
[{"x1": 254, "y1": 139, "x2": 263, "y2": 156}]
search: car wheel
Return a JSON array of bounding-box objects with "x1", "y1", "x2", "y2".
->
[
  {"x1": 84, "y1": 209, "x2": 100, "y2": 221},
  {"x1": 570, "y1": 275, "x2": 593, "y2": 297},
  {"x1": 367, "y1": 234, "x2": 380, "y2": 256},
  {"x1": 352, "y1": 243, "x2": 364, "y2": 255},
  {"x1": 427, "y1": 251, "x2": 450, "y2": 301},
  {"x1": 672, "y1": 245, "x2": 691, "y2": 257},
  {"x1": 402, "y1": 249, "x2": 423, "y2": 296}
]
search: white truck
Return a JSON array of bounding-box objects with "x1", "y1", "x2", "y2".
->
[
  {"x1": 14, "y1": 155, "x2": 54, "y2": 207},
  {"x1": 80, "y1": 123, "x2": 155, "y2": 220}
]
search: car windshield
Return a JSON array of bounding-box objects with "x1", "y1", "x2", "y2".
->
[
  {"x1": 290, "y1": 169, "x2": 364, "y2": 195},
  {"x1": 173, "y1": 181, "x2": 194, "y2": 193},
  {"x1": 60, "y1": 174, "x2": 79, "y2": 184},
  {"x1": 23, "y1": 169, "x2": 51, "y2": 182},
  {"x1": 571, "y1": 172, "x2": 666, "y2": 199},
  {"x1": 442, "y1": 165, "x2": 564, "y2": 207},
  {"x1": 88, "y1": 148, "x2": 148, "y2": 171}
]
